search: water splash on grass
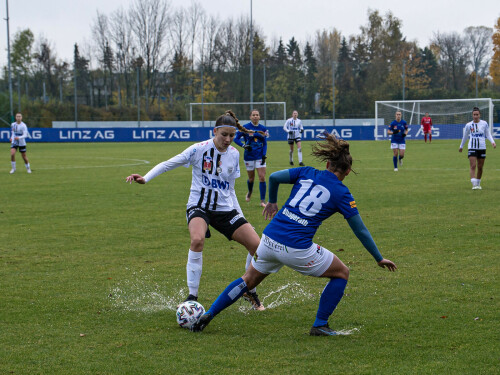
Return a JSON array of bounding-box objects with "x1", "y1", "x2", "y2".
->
[
  {"x1": 108, "y1": 270, "x2": 185, "y2": 313},
  {"x1": 238, "y1": 282, "x2": 315, "y2": 314}
]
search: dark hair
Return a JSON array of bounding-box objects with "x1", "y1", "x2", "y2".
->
[
  {"x1": 312, "y1": 133, "x2": 353, "y2": 174},
  {"x1": 472, "y1": 107, "x2": 480, "y2": 114},
  {"x1": 215, "y1": 110, "x2": 266, "y2": 135},
  {"x1": 250, "y1": 109, "x2": 260, "y2": 116}
]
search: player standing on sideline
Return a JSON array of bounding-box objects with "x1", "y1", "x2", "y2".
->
[
  {"x1": 387, "y1": 111, "x2": 408, "y2": 171},
  {"x1": 191, "y1": 134, "x2": 396, "y2": 335},
  {"x1": 126, "y1": 111, "x2": 265, "y2": 310},
  {"x1": 459, "y1": 107, "x2": 496, "y2": 190},
  {"x1": 10, "y1": 113, "x2": 31, "y2": 174},
  {"x1": 234, "y1": 109, "x2": 268, "y2": 207},
  {"x1": 283, "y1": 110, "x2": 305, "y2": 166},
  {"x1": 420, "y1": 112, "x2": 433, "y2": 143}
]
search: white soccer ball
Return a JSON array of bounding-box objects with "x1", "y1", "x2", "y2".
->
[{"x1": 176, "y1": 301, "x2": 205, "y2": 329}]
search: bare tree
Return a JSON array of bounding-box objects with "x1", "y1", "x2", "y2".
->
[
  {"x1": 432, "y1": 32, "x2": 469, "y2": 92},
  {"x1": 129, "y1": 0, "x2": 171, "y2": 106},
  {"x1": 464, "y1": 26, "x2": 493, "y2": 97},
  {"x1": 198, "y1": 14, "x2": 219, "y2": 71},
  {"x1": 187, "y1": 1, "x2": 205, "y2": 69},
  {"x1": 109, "y1": 7, "x2": 134, "y2": 105}
]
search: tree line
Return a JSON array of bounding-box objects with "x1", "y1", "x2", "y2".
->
[{"x1": 2, "y1": 0, "x2": 500, "y2": 126}]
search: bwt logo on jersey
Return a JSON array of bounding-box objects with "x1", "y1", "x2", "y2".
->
[{"x1": 201, "y1": 175, "x2": 230, "y2": 190}]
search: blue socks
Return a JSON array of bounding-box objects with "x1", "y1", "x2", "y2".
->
[
  {"x1": 259, "y1": 181, "x2": 266, "y2": 201},
  {"x1": 393, "y1": 156, "x2": 398, "y2": 168},
  {"x1": 207, "y1": 277, "x2": 248, "y2": 317},
  {"x1": 313, "y1": 278, "x2": 348, "y2": 327}
]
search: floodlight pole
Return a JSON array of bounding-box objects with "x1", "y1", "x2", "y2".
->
[
  {"x1": 332, "y1": 62, "x2": 336, "y2": 126},
  {"x1": 249, "y1": 0, "x2": 253, "y2": 106},
  {"x1": 5, "y1": 0, "x2": 14, "y2": 121}
]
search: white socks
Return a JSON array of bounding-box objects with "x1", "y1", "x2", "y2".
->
[
  {"x1": 471, "y1": 178, "x2": 481, "y2": 187},
  {"x1": 11, "y1": 161, "x2": 16, "y2": 170},
  {"x1": 245, "y1": 253, "x2": 257, "y2": 293},
  {"x1": 25, "y1": 163, "x2": 30, "y2": 170},
  {"x1": 298, "y1": 148, "x2": 303, "y2": 163},
  {"x1": 186, "y1": 249, "x2": 203, "y2": 297}
]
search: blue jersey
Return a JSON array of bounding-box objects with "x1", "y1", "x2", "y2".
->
[
  {"x1": 234, "y1": 122, "x2": 268, "y2": 161},
  {"x1": 263, "y1": 167, "x2": 359, "y2": 249},
  {"x1": 388, "y1": 120, "x2": 408, "y2": 144}
]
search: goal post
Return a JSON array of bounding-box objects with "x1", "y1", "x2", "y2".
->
[
  {"x1": 189, "y1": 102, "x2": 286, "y2": 125},
  {"x1": 375, "y1": 98, "x2": 494, "y2": 140}
]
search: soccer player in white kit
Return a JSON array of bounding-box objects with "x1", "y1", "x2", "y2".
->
[
  {"x1": 10, "y1": 113, "x2": 31, "y2": 174},
  {"x1": 459, "y1": 107, "x2": 496, "y2": 190},
  {"x1": 283, "y1": 110, "x2": 305, "y2": 166},
  {"x1": 126, "y1": 111, "x2": 265, "y2": 310}
]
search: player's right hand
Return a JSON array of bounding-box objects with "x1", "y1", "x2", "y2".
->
[
  {"x1": 126, "y1": 174, "x2": 146, "y2": 184},
  {"x1": 243, "y1": 144, "x2": 252, "y2": 152},
  {"x1": 263, "y1": 203, "x2": 278, "y2": 220},
  {"x1": 392, "y1": 129, "x2": 399, "y2": 134},
  {"x1": 377, "y1": 259, "x2": 397, "y2": 272},
  {"x1": 288, "y1": 131, "x2": 293, "y2": 136}
]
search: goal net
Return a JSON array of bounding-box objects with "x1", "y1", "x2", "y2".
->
[
  {"x1": 375, "y1": 99, "x2": 494, "y2": 140},
  {"x1": 188, "y1": 102, "x2": 286, "y2": 125}
]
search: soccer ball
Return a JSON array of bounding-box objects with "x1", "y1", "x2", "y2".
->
[{"x1": 176, "y1": 301, "x2": 205, "y2": 329}]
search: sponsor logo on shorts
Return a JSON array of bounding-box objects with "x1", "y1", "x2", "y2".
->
[
  {"x1": 229, "y1": 213, "x2": 243, "y2": 225},
  {"x1": 263, "y1": 236, "x2": 288, "y2": 253}
]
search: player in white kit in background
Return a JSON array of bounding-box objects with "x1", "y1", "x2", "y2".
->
[
  {"x1": 459, "y1": 107, "x2": 496, "y2": 190},
  {"x1": 283, "y1": 110, "x2": 305, "y2": 166},
  {"x1": 126, "y1": 111, "x2": 265, "y2": 310},
  {"x1": 10, "y1": 113, "x2": 31, "y2": 174}
]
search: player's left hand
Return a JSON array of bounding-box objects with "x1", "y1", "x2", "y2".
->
[
  {"x1": 377, "y1": 259, "x2": 397, "y2": 272},
  {"x1": 262, "y1": 202, "x2": 278, "y2": 220},
  {"x1": 459, "y1": 148, "x2": 463, "y2": 153},
  {"x1": 493, "y1": 143, "x2": 497, "y2": 149},
  {"x1": 402, "y1": 133, "x2": 406, "y2": 137},
  {"x1": 126, "y1": 174, "x2": 146, "y2": 184},
  {"x1": 261, "y1": 155, "x2": 267, "y2": 163}
]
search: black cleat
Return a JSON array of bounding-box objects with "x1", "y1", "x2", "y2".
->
[
  {"x1": 243, "y1": 292, "x2": 265, "y2": 311},
  {"x1": 184, "y1": 294, "x2": 198, "y2": 302},
  {"x1": 309, "y1": 324, "x2": 339, "y2": 336},
  {"x1": 290, "y1": 161, "x2": 294, "y2": 166},
  {"x1": 299, "y1": 162, "x2": 305, "y2": 166},
  {"x1": 190, "y1": 313, "x2": 213, "y2": 332}
]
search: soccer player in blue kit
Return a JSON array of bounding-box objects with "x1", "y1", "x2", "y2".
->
[
  {"x1": 234, "y1": 109, "x2": 268, "y2": 207},
  {"x1": 191, "y1": 133, "x2": 397, "y2": 336},
  {"x1": 388, "y1": 110, "x2": 408, "y2": 171}
]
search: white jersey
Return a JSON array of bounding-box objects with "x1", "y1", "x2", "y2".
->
[
  {"x1": 283, "y1": 118, "x2": 304, "y2": 140},
  {"x1": 143, "y1": 139, "x2": 241, "y2": 212},
  {"x1": 11, "y1": 122, "x2": 29, "y2": 147},
  {"x1": 460, "y1": 120, "x2": 495, "y2": 150}
]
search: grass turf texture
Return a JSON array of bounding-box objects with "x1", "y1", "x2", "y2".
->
[{"x1": 1, "y1": 140, "x2": 498, "y2": 374}]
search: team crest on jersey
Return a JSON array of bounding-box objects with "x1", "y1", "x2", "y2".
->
[
  {"x1": 350, "y1": 201, "x2": 357, "y2": 208},
  {"x1": 203, "y1": 156, "x2": 213, "y2": 171}
]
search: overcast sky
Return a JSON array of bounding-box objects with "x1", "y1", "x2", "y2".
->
[{"x1": 1, "y1": 0, "x2": 499, "y2": 64}]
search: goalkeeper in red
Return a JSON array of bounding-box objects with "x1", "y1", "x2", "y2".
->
[{"x1": 420, "y1": 112, "x2": 432, "y2": 143}]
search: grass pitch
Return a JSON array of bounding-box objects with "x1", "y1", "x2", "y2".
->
[{"x1": 1, "y1": 140, "x2": 499, "y2": 374}]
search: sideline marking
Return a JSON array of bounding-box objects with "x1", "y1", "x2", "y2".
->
[{"x1": 34, "y1": 157, "x2": 150, "y2": 170}]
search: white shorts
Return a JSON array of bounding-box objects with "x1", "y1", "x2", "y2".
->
[
  {"x1": 251, "y1": 234, "x2": 334, "y2": 277},
  {"x1": 391, "y1": 143, "x2": 406, "y2": 150},
  {"x1": 244, "y1": 159, "x2": 266, "y2": 171}
]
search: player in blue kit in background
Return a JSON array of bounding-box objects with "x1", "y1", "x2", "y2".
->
[
  {"x1": 234, "y1": 109, "x2": 269, "y2": 207},
  {"x1": 191, "y1": 133, "x2": 397, "y2": 336},
  {"x1": 388, "y1": 110, "x2": 408, "y2": 171}
]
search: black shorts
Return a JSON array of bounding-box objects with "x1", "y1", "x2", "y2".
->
[
  {"x1": 287, "y1": 138, "x2": 301, "y2": 145},
  {"x1": 468, "y1": 149, "x2": 486, "y2": 159},
  {"x1": 11, "y1": 144, "x2": 27, "y2": 153},
  {"x1": 186, "y1": 206, "x2": 248, "y2": 240}
]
